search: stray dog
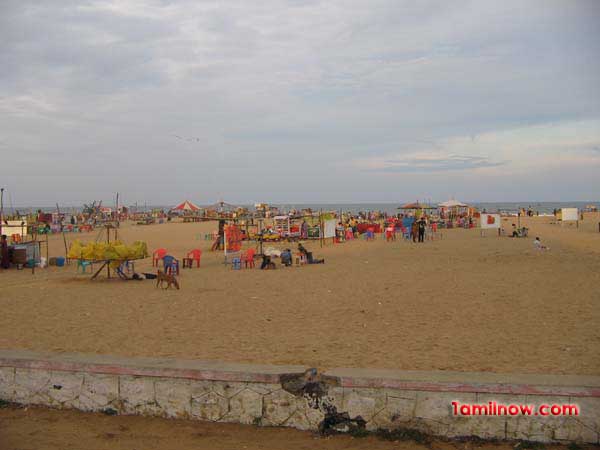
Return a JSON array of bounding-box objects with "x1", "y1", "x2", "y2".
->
[{"x1": 156, "y1": 270, "x2": 180, "y2": 290}]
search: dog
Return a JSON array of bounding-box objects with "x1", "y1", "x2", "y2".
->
[{"x1": 156, "y1": 270, "x2": 180, "y2": 290}]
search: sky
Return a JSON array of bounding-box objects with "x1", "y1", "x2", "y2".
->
[{"x1": 1, "y1": 0, "x2": 599, "y2": 207}]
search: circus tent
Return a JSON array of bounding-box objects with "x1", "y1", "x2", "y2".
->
[{"x1": 171, "y1": 200, "x2": 201, "y2": 212}]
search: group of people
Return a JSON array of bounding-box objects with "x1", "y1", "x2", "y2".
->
[
  {"x1": 409, "y1": 217, "x2": 428, "y2": 243},
  {"x1": 259, "y1": 243, "x2": 325, "y2": 270}
]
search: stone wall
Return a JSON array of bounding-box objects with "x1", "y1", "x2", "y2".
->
[{"x1": 0, "y1": 350, "x2": 598, "y2": 443}]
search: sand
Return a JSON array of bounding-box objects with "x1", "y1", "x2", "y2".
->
[
  {"x1": 0, "y1": 405, "x2": 585, "y2": 450},
  {"x1": 0, "y1": 215, "x2": 599, "y2": 375}
]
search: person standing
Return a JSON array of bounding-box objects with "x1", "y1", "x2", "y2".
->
[
  {"x1": 418, "y1": 217, "x2": 426, "y2": 243},
  {"x1": 301, "y1": 220, "x2": 308, "y2": 239},
  {"x1": 1, "y1": 235, "x2": 9, "y2": 269},
  {"x1": 411, "y1": 219, "x2": 418, "y2": 243}
]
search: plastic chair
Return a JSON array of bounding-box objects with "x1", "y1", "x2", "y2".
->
[
  {"x1": 77, "y1": 259, "x2": 92, "y2": 273},
  {"x1": 162, "y1": 255, "x2": 180, "y2": 275},
  {"x1": 186, "y1": 249, "x2": 202, "y2": 268},
  {"x1": 11, "y1": 234, "x2": 21, "y2": 244},
  {"x1": 231, "y1": 257, "x2": 241, "y2": 270},
  {"x1": 152, "y1": 248, "x2": 167, "y2": 267},
  {"x1": 295, "y1": 253, "x2": 307, "y2": 266},
  {"x1": 242, "y1": 249, "x2": 255, "y2": 268},
  {"x1": 345, "y1": 229, "x2": 354, "y2": 241}
]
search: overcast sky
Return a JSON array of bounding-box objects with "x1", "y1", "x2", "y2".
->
[{"x1": 1, "y1": 0, "x2": 599, "y2": 206}]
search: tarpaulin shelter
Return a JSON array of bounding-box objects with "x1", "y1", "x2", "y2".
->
[
  {"x1": 397, "y1": 202, "x2": 437, "y2": 219},
  {"x1": 438, "y1": 200, "x2": 468, "y2": 208},
  {"x1": 171, "y1": 200, "x2": 201, "y2": 212},
  {"x1": 438, "y1": 199, "x2": 471, "y2": 219},
  {"x1": 398, "y1": 202, "x2": 437, "y2": 210}
]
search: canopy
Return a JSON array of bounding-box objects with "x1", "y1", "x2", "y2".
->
[
  {"x1": 438, "y1": 200, "x2": 468, "y2": 208},
  {"x1": 398, "y1": 202, "x2": 436, "y2": 209},
  {"x1": 172, "y1": 200, "x2": 201, "y2": 212},
  {"x1": 207, "y1": 200, "x2": 238, "y2": 213}
]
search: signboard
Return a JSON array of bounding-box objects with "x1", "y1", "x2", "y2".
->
[
  {"x1": 480, "y1": 214, "x2": 501, "y2": 229},
  {"x1": 560, "y1": 208, "x2": 578, "y2": 221},
  {"x1": 323, "y1": 219, "x2": 337, "y2": 239},
  {"x1": 224, "y1": 225, "x2": 243, "y2": 254}
]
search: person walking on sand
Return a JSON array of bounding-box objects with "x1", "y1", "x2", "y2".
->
[
  {"x1": 411, "y1": 220, "x2": 418, "y2": 243},
  {"x1": 418, "y1": 217, "x2": 427, "y2": 243}
]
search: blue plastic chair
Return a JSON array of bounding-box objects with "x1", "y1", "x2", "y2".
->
[
  {"x1": 162, "y1": 255, "x2": 180, "y2": 275},
  {"x1": 231, "y1": 257, "x2": 241, "y2": 270},
  {"x1": 77, "y1": 259, "x2": 92, "y2": 273}
]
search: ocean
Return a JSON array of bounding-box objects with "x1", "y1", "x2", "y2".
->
[{"x1": 4, "y1": 201, "x2": 599, "y2": 216}]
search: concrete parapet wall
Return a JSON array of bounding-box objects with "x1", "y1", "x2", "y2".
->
[{"x1": 0, "y1": 350, "x2": 598, "y2": 443}]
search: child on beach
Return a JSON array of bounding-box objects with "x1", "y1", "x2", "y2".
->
[{"x1": 533, "y1": 237, "x2": 549, "y2": 250}]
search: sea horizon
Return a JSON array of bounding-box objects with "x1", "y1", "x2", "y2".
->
[{"x1": 3, "y1": 201, "x2": 599, "y2": 216}]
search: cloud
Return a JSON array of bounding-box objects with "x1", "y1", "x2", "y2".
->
[
  {"x1": 0, "y1": 0, "x2": 599, "y2": 204},
  {"x1": 381, "y1": 154, "x2": 505, "y2": 172},
  {"x1": 353, "y1": 152, "x2": 506, "y2": 173}
]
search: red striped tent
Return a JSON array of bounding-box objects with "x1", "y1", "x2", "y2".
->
[{"x1": 171, "y1": 200, "x2": 201, "y2": 212}]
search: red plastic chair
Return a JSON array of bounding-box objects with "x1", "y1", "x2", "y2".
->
[
  {"x1": 186, "y1": 249, "x2": 202, "y2": 267},
  {"x1": 242, "y1": 248, "x2": 256, "y2": 268},
  {"x1": 152, "y1": 248, "x2": 167, "y2": 267}
]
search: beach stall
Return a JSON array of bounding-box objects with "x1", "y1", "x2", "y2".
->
[
  {"x1": 398, "y1": 202, "x2": 437, "y2": 219},
  {"x1": 273, "y1": 215, "x2": 301, "y2": 240},
  {"x1": 204, "y1": 200, "x2": 239, "y2": 219},
  {"x1": 68, "y1": 225, "x2": 149, "y2": 280},
  {"x1": 172, "y1": 200, "x2": 201, "y2": 212},
  {"x1": 2, "y1": 219, "x2": 28, "y2": 242},
  {"x1": 438, "y1": 200, "x2": 472, "y2": 226},
  {"x1": 11, "y1": 240, "x2": 42, "y2": 267},
  {"x1": 171, "y1": 200, "x2": 202, "y2": 221}
]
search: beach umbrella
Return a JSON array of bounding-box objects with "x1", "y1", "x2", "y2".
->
[{"x1": 172, "y1": 200, "x2": 201, "y2": 212}]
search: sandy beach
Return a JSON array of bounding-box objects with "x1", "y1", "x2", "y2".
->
[{"x1": 1, "y1": 215, "x2": 598, "y2": 375}]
